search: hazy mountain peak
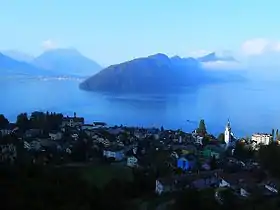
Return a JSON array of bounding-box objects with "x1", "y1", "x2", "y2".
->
[
  {"x1": 148, "y1": 53, "x2": 169, "y2": 60},
  {"x1": 1, "y1": 50, "x2": 34, "y2": 62},
  {"x1": 33, "y1": 48, "x2": 102, "y2": 77},
  {"x1": 198, "y1": 52, "x2": 236, "y2": 62}
]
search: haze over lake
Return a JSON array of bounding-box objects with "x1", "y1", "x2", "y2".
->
[{"x1": 0, "y1": 74, "x2": 278, "y2": 137}]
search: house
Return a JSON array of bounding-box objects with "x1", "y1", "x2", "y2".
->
[
  {"x1": 127, "y1": 155, "x2": 138, "y2": 167},
  {"x1": 194, "y1": 136, "x2": 203, "y2": 145},
  {"x1": 191, "y1": 132, "x2": 204, "y2": 145},
  {"x1": 201, "y1": 162, "x2": 211, "y2": 170},
  {"x1": 0, "y1": 143, "x2": 17, "y2": 163},
  {"x1": 155, "y1": 178, "x2": 175, "y2": 195},
  {"x1": 177, "y1": 157, "x2": 190, "y2": 170},
  {"x1": 23, "y1": 141, "x2": 31, "y2": 150},
  {"x1": 49, "y1": 131, "x2": 63, "y2": 140},
  {"x1": 0, "y1": 123, "x2": 18, "y2": 137},
  {"x1": 251, "y1": 133, "x2": 272, "y2": 146},
  {"x1": 94, "y1": 135, "x2": 111, "y2": 147},
  {"x1": 264, "y1": 179, "x2": 280, "y2": 194},
  {"x1": 71, "y1": 133, "x2": 79, "y2": 140},
  {"x1": 0, "y1": 128, "x2": 11, "y2": 136},
  {"x1": 219, "y1": 172, "x2": 261, "y2": 198},
  {"x1": 155, "y1": 170, "x2": 221, "y2": 195},
  {"x1": 61, "y1": 113, "x2": 84, "y2": 128},
  {"x1": 24, "y1": 129, "x2": 43, "y2": 138},
  {"x1": 177, "y1": 154, "x2": 196, "y2": 171},
  {"x1": 29, "y1": 140, "x2": 42, "y2": 151},
  {"x1": 103, "y1": 146, "x2": 125, "y2": 161}
]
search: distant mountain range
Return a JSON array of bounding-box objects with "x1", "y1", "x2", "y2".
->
[
  {"x1": 0, "y1": 49, "x2": 244, "y2": 94},
  {"x1": 80, "y1": 52, "x2": 244, "y2": 94},
  {"x1": 0, "y1": 53, "x2": 53, "y2": 76},
  {"x1": 0, "y1": 48, "x2": 102, "y2": 77},
  {"x1": 2, "y1": 50, "x2": 34, "y2": 63}
]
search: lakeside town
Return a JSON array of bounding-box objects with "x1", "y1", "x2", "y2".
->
[{"x1": 1, "y1": 111, "x2": 280, "y2": 210}]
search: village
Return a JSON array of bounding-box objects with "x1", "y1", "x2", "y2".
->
[{"x1": 1, "y1": 111, "x2": 280, "y2": 209}]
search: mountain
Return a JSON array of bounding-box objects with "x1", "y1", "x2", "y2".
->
[
  {"x1": 197, "y1": 52, "x2": 236, "y2": 63},
  {"x1": 0, "y1": 53, "x2": 54, "y2": 76},
  {"x1": 1, "y1": 50, "x2": 34, "y2": 63},
  {"x1": 33, "y1": 48, "x2": 102, "y2": 77},
  {"x1": 79, "y1": 53, "x2": 209, "y2": 94}
]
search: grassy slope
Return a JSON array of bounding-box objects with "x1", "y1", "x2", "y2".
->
[{"x1": 80, "y1": 164, "x2": 133, "y2": 188}]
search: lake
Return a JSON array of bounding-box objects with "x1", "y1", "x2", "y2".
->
[{"x1": 0, "y1": 76, "x2": 279, "y2": 137}]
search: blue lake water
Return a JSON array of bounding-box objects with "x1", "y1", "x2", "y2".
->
[{"x1": 0, "y1": 76, "x2": 279, "y2": 137}]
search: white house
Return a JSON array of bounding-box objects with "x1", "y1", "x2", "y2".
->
[
  {"x1": 194, "y1": 136, "x2": 203, "y2": 145},
  {"x1": 251, "y1": 133, "x2": 271, "y2": 146},
  {"x1": 127, "y1": 156, "x2": 138, "y2": 167},
  {"x1": 49, "y1": 132, "x2": 63, "y2": 140},
  {"x1": 264, "y1": 180, "x2": 279, "y2": 194},
  {"x1": 94, "y1": 136, "x2": 110, "y2": 147},
  {"x1": 103, "y1": 146, "x2": 125, "y2": 161},
  {"x1": 155, "y1": 179, "x2": 165, "y2": 195}
]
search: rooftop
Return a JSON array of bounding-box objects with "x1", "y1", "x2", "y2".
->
[{"x1": 252, "y1": 133, "x2": 272, "y2": 137}]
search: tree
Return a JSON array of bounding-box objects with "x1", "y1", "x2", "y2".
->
[
  {"x1": 202, "y1": 135, "x2": 211, "y2": 145},
  {"x1": 276, "y1": 129, "x2": 279, "y2": 140},
  {"x1": 0, "y1": 114, "x2": 9, "y2": 129},
  {"x1": 258, "y1": 144, "x2": 280, "y2": 178},
  {"x1": 234, "y1": 142, "x2": 254, "y2": 160},
  {"x1": 217, "y1": 133, "x2": 225, "y2": 143},
  {"x1": 173, "y1": 189, "x2": 221, "y2": 210},
  {"x1": 272, "y1": 128, "x2": 275, "y2": 140},
  {"x1": 210, "y1": 155, "x2": 217, "y2": 170},
  {"x1": 197, "y1": 119, "x2": 207, "y2": 136},
  {"x1": 30, "y1": 111, "x2": 46, "y2": 129},
  {"x1": 173, "y1": 189, "x2": 201, "y2": 210},
  {"x1": 16, "y1": 113, "x2": 29, "y2": 131}
]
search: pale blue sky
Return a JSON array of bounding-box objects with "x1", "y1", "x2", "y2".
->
[{"x1": 0, "y1": 0, "x2": 279, "y2": 65}]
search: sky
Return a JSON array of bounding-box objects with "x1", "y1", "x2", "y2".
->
[{"x1": 1, "y1": 0, "x2": 280, "y2": 66}]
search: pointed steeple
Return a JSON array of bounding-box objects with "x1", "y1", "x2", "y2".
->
[{"x1": 227, "y1": 118, "x2": 231, "y2": 129}]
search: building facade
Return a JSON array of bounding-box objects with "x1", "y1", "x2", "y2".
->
[{"x1": 251, "y1": 133, "x2": 271, "y2": 145}]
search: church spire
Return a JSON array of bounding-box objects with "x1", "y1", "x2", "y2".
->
[{"x1": 227, "y1": 118, "x2": 231, "y2": 128}]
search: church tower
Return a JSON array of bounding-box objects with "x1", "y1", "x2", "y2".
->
[{"x1": 224, "y1": 119, "x2": 231, "y2": 146}]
